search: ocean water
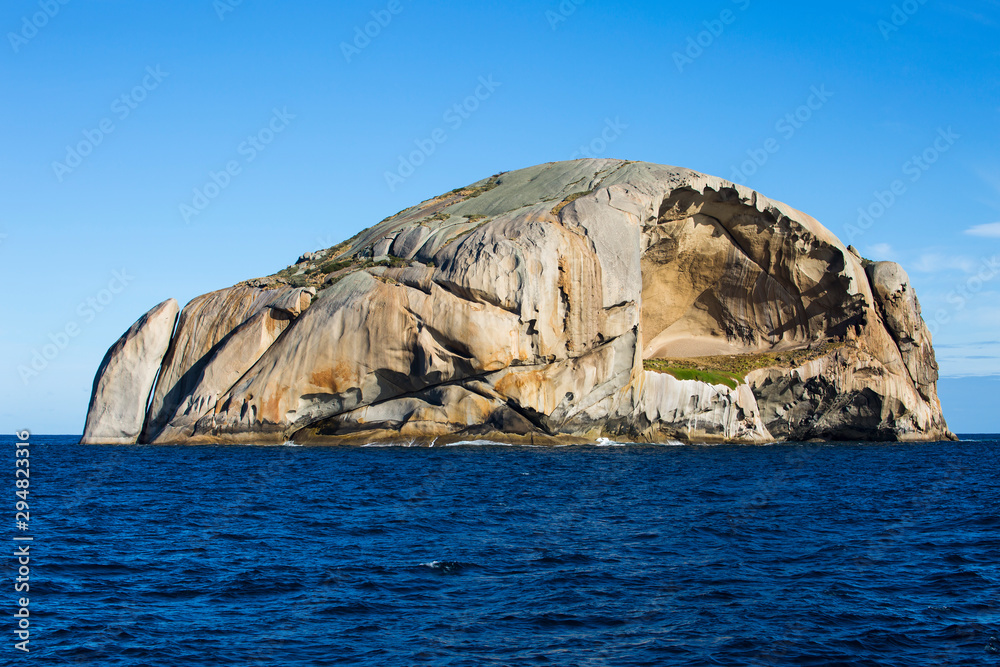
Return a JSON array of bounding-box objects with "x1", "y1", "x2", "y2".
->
[{"x1": 5, "y1": 434, "x2": 999, "y2": 666}]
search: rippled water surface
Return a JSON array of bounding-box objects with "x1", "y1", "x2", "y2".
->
[{"x1": 7, "y1": 435, "x2": 1000, "y2": 665}]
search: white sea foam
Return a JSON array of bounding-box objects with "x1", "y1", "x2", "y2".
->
[
  {"x1": 356, "y1": 438, "x2": 693, "y2": 448},
  {"x1": 443, "y1": 439, "x2": 515, "y2": 447}
]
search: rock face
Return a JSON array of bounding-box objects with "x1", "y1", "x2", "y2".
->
[
  {"x1": 866, "y1": 261, "x2": 939, "y2": 401},
  {"x1": 81, "y1": 159, "x2": 955, "y2": 445},
  {"x1": 81, "y1": 299, "x2": 179, "y2": 445},
  {"x1": 148, "y1": 307, "x2": 294, "y2": 444},
  {"x1": 141, "y1": 285, "x2": 314, "y2": 443}
]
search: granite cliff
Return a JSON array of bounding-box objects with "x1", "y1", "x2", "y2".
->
[{"x1": 81, "y1": 159, "x2": 955, "y2": 445}]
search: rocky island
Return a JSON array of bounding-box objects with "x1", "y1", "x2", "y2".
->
[{"x1": 81, "y1": 159, "x2": 954, "y2": 445}]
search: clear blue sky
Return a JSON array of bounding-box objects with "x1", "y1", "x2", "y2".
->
[{"x1": 2, "y1": 0, "x2": 998, "y2": 434}]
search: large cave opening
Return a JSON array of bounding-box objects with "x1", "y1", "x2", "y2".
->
[{"x1": 637, "y1": 186, "x2": 855, "y2": 364}]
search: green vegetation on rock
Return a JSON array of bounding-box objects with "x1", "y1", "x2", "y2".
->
[
  {"x1": 644, "y1": 343, "x2": 845, "y2": 389},
  {"x1": 318, "y1": 259, "x2": 353, "y2": 274},
  {"x1": 439, "y1": 221, "x2": 490, "y2": 250},
  {"x1": 449, "y1": 173, "x2": 503, "y2": 199},
  {"x1": 643, "y1": 360, "x2": 742, "y2": 389},
  {"x1": 551, "y1": 190, "x2": 594, "y2": 216}
]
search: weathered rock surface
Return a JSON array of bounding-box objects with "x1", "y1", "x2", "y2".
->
[
  {"x1": 81, "y1": 299, "x2": 179, "y2": 445},
  {"x1": 150, "y1": 307, "x2": 294, "y2": 444},
  {"x1": 633, "y1": 371, "x2": 772, "y2": 443},
  {"x1": 866, "y1": 261, "x2": 940, "y2": 401},
  {"x1": 81, "y1": 159, "x2": 954, "y2": 445},
  {"x1": 141, "y1": 285, "x2": 314, "y2": 443}
]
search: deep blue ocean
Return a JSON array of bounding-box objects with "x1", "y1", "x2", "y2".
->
[{"x1": 3, "y1": 435, "x2": 998, "y2": 666}]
